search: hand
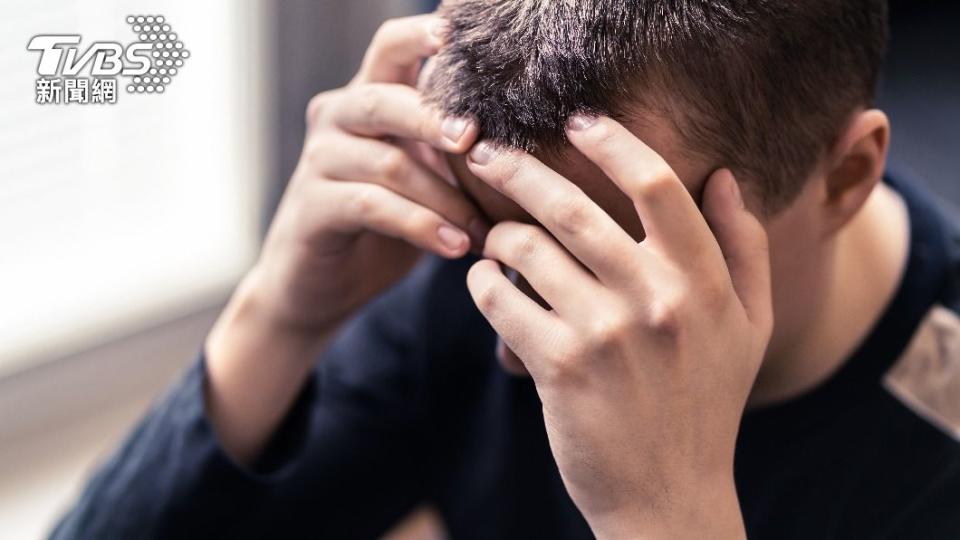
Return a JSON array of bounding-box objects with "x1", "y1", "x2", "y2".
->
[
  {"x1": 464, "y1": 115, "x2": 773, "y2": 539},
  {"x1": 248, "y1": 14, "x2": 487, "y2": 337},
  {"x1": 202, "y1": 14, "x2": 489, "y2": 465}
]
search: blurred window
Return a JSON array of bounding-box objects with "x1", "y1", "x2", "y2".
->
[{"x1": 0, "y1": 1, "x2": 266, "y2": 375}]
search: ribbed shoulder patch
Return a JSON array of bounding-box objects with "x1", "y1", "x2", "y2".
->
[{"x1": 884, "y1": 305, "x2": 960, "y2": 441}]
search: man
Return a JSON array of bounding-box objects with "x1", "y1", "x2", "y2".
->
[{"x1": 53, "y1": 1, "x2": 960, "y2": 538}]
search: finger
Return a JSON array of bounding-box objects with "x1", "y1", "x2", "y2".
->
[
  {"x1": 466, "y1": 259, "x2": 565, "y2": 375},
  {"x1": 325, "y1": 181, "x2": 471, "y2": 259},
  {"x1": 701, "y1": 169, "x2": 773, "y2": 334},
  {"x1": 482, "y1": 222, "x2": 600, "y2": 319},
  {"x1": 466, "y1": 142, "x2": 640, "y2": 284},
  {"x1": 306, "y1": 133, "x2": 491, "y2": 246},
  {"x1": 328, "y1": 84, "x2": 477, "y2": 153},
  {"x1": 353, "y1": 15, "x2": 445, "y2": 85},
  {"x1": 565, "y1": 114, "x2": 720, "y2": 264}
]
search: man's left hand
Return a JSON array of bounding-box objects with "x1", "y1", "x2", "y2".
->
[{"x1": 464, "y1": 115, "x2": 773, "y2": 540}]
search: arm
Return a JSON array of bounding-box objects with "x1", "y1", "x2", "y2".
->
[
  {"x1": 50, "y1": 13, "x2": 488, "y2": 539},
  {"x1": 203, "y1": 12, "x2": 484, "y2": 467},
  {"x1": 49, "y1": 258, "x2": 452, "y2": 540},
  {"x1": 201, "y1": 267, "x2": 331, "y2": 466}
]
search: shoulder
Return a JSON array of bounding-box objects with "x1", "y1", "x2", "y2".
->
[
  {"x1": 882, "y1": 183, "x2": 960, "y2": 443},
  {"x1": 872, "y1": 189, "x2": 960, "y2": 537}
]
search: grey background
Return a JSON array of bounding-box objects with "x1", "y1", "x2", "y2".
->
[{"x1": 882, "y1": 1, "x2": 960, "y2": 206}]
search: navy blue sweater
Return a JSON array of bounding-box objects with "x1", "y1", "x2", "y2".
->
[{"x1": 52, "y1": 170, "x2": 960, "y2": 539}]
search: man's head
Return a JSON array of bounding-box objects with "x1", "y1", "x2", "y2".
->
[
  {"x1": 423, "y1": 0, "x2": 893, "y2": 379},
  {"x1": 425, "y1": 0, "x2": 888, "y2": 217}
]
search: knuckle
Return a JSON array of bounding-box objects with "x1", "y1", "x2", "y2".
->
[
  {"x1": 544, "y1": 345, "x2": 589, "y2": 385},
  {"x1": 483, "y1": 154, "x2": 520, "y2": 193},
  {"x1": 375, "y1": 148, "x2": 409, "y2": 183},
  {"x1": 355, "y1": 85, "x2": 383, "y2": 125},
  {"x1": 645, "y1": 297, "x2": 684, "y2": 337},
  {"x1": 347, "y1": 184, "x2": 383, "y2": 218},
  {"x1": 549, "y1": 194, "x2": 592, "y2": 236},
  {"x1": 406, "y1": 207, "x2": 437, "y2": 233},
  {"x1": 305, "y1": 92, "x2": 333, "y2": 126},
  {"x1": 586, "y1": 314, "x2": 630, "y2": 352},
  {"x1": 473, "y1": 282, "x2": 501, "y2": 314},
  {"x1": 634, "y1": 170, "x2": 679, "y2": 203},
  {"x1": 508, "y1": 225, "x2": 545, "y2": 263},
  {"x1": 488, "y1": 168, "x2": 514, "y2": 193},
  {"x1": 303, "y1": 140, "x2": 328, "y2": 174}
]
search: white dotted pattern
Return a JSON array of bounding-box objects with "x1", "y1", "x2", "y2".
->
[{"x1": 124, "y1": 15, "x2": 188, "y2": 95}]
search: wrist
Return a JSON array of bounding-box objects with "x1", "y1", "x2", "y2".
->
[
  {"x1": 202, "y1": 269, "x2": 336, "y2": 465},
  {"x1": 206, "y1": 267, "x2": 335, "y2": 367},
  {"x1": 590, "y1": 475, "x2": 745, "y2": 540}
]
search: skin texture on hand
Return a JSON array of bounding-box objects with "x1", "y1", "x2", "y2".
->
[{"x1": 464, "y1": 115, "x2": 773, "y2": 539}]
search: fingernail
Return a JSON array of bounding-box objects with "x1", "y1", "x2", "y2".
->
[
  {"x1": 469, "y1": 141, "x2": 496, "y2": 165},
  {"x1": 468, "y1": 217, "x2": 491, "y2": 246},
  {"x1": 442, "y1": 116, "x2": 468, "y2": 144},
  {"x1": 566, "y1": 113, "x2": 597, "y2": 131},
  {"x1": 728, "y1": 172, "x2": 744, "y2": 208},
  {"x1": 437, "y1": 224, "x2": 468, "y2": 252}
]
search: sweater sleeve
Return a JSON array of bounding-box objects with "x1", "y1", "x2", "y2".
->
[{"x1": 48, "y1": 259, "x2": 450, "y2": 540}]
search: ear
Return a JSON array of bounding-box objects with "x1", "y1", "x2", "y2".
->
[{"x1": 819, "y1": 109, "x2": 890, "y2": 236}]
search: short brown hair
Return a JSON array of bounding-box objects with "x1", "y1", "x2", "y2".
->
[{"x1": 425, "y1": 0, "x2": 889, "y2": 214}]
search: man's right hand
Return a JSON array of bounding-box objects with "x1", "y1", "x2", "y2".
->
[
  {"x1": 203, "y1": 14, "x2": 485, "y2": 465},
  {"x1": 250, "y1": 13, "x2": 487, "y2": 336}
]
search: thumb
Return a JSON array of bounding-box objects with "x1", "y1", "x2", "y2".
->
[{"x1": 701, "y1": 169, "x2": 773, "y2": 334}]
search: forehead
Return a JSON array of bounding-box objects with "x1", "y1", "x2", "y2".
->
[{"x1": 448, "y1": 115, "x2": 712, "y2": 238}]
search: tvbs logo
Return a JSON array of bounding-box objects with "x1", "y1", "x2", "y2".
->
[
  {"x1": 27, "y1": 36, "x2": 152, "y2": 77},
  {"x1": 28, "y1": 15, "x2": 189, "y2": 105}
]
